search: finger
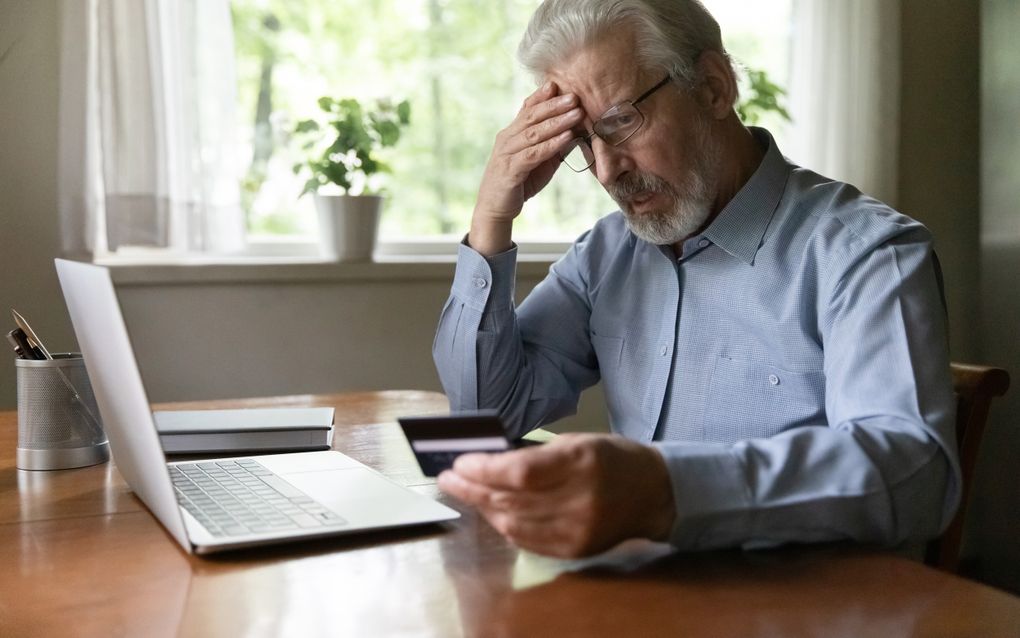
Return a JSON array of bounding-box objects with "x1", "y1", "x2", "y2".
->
[
  {"x1": 502, "y1": 106, "x2": 584, "y2": 156},
  {"x1": 485, "y1": 510, "x2": 584, "y2": 558},
  {"x1": 522, "y1": 91, "x2": 578, "y2": 127},
  {"x1": 452, "y1": 444, "x2": 575, "y2": 490},
  {"x1": 436, "y1": 469, "x2": 496, "y2": 507},
  {"x1": 518, "y1": 151, "x2": 570, "y2": 200},
  {"x1": 506, "y1": 93, "x2": 580, "y2": 141},
  {"x1": 519, "y1": 80, "x2": 559, "y2": 111},
  {"x1": 499, "y1": 131, "x2": 576, "y2": 189},
  {"x1": 485, "y1": 485, "x2": 564, "y2": 514},
  {"x1": 481, "y1": 503, "x2": 563, "y2": 538},
  {"x1": 439, "y1": 471, "x2": 569, "y2": 524}
]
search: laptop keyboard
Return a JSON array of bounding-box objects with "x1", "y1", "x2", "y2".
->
[{"x1": 169, "y1": 459, "x2": 347, "y2": 537}]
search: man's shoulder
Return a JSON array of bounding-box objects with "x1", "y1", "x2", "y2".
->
[{"x1": 784, "y1": 167, "x2": 932, "y2": 251}]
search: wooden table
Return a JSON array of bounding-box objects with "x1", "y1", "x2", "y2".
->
[{"x1": 1, "y1": 391, "x2": 1018, "y2": 637}]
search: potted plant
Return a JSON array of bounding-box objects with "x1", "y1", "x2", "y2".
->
[{"x1": 293, "y1": 96, "x2": 411, "y2": 261}]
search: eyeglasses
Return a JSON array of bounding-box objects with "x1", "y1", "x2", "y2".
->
[{"x1": 559, "y1": 75, "x2": 672, "y2": 172}]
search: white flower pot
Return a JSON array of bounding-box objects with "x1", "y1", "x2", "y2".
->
[{"x1": 314, "y1": 194, "x2": 382, "y2": 262}]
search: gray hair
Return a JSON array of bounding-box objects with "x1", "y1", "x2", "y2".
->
[{"x1": 517, "y1": 0, "x2": 731, "y2": 88}]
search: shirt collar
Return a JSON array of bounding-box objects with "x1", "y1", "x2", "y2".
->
[{"x1": 701, "y1": 127, "x2": 790, "y2": 265}]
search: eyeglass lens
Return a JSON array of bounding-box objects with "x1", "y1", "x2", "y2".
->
[
  {"x1": 594, "y1": 103, "x2": 644, "y2": 145},
  {"x1": 558, "y1": 75, "x2": 670, "y2": 172},
  {"x1": 562, "y1": 138, "x2": 596, "y2": 172},
  {"x1": 560, "y1": 102, "x2": 646, "y2": 172}
]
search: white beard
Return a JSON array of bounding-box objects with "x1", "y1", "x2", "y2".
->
[{"x1": 607, "y1": 116, "x2": 721, "y2": 245}]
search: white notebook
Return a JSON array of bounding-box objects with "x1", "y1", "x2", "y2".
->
[{"x1": 153, "y1": 407, "x2": 334, "y2": 454}]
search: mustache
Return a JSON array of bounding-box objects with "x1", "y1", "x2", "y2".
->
[{"x1": 607, "y1": 172, "x2": 674, "y2": 203}]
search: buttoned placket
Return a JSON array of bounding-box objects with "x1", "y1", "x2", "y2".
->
[{"x1": 651, "y1": 238, "x2": 715, "y2": 442}]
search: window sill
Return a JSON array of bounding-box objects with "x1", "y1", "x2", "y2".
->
[{"x1": 101, "y1": 253, "x2": 561, "y2": 286}]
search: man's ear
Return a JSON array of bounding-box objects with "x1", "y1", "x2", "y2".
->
[{"x1": 694, "y1": 50, "x2": 738, "y2": 120}]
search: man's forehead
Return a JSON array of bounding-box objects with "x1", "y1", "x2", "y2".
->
[
  {"x1": 546, "y1": 66, "x2": 654, "y2": 122},
  {"x1": 542, "y1": 28, "x2": 652, "y2": 111},
  {"x1": 546, "y1": 66, "x2": 631, "y2": 97}
]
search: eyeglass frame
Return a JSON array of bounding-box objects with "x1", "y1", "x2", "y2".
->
[{"x1": 560, "y1": 74, "x2": 673, "y2": 172}]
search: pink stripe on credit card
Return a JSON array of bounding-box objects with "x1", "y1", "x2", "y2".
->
[{"x1": 411, "y1": 437, "x2": 510, "y2": 453}]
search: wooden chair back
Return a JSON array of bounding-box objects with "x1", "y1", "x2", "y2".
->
[{"x1": 924, "y1": 362, "x2": 1010, "y2": 572}]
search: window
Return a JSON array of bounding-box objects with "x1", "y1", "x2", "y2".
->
[
  {"x1": 231, "y1": 0, "x2": 793, "y2": 250},
  {"x1": 705, "y1": 0, "x2": 793, "y2": 146}
]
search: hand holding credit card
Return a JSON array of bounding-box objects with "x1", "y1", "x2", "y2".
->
[{"x1": 398, "y1": 411, "x2": 541, "y2": 477}]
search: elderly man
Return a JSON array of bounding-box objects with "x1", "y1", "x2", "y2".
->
[{"x1": 433, "y1": 0, "x2": 959, "y2": 558}]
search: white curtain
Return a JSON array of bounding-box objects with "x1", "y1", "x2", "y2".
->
[
  {"x1": 59, "y1": 0, "x2": 246, "y2": 257},
  {"x1": 787, "y1": 0, "x2": 901, "y2": 206}
]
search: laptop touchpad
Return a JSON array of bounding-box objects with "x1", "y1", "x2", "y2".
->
[{"x1": 284, "y1": 468, "x2": 444, "y2": 524}]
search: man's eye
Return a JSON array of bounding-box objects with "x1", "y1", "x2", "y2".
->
[{"x1": 603, "y1": 113, "x2": 637, "y2": 130}]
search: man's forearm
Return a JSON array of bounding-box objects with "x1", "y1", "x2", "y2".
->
[
  {"x1": 468, "y1": 214, "x2": 514, "y2": 257},
  {"x1": 655, "y1": 423, "x2": 954, "y2": 551},
  {"x1": 433, "y1": 242, "x2": 526, "y2": 417}
]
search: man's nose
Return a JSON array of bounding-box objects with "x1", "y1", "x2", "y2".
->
[{"x1": 591, "y1": 138, "x2": 632, "y2": 186}]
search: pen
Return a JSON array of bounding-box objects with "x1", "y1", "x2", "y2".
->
[
  {"x1": 6, "y1": 328, "x2": 42, "y2": 359},
  {"x1": 6, "y1": 329, "x2": 35, "y2": 359},
  {"x1": 12, "y1": 309, "x2": 52, "y2": 359},
  {"x1": 10, "y1": 308, "x2": 105, "y2": 438}
]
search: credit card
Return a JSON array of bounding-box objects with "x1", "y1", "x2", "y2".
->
[{"x1": 397, "y1": 411, "x2": 511, "y2": 477}]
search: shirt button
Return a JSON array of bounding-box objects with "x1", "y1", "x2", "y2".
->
[
  {"x1": 698, "y1": 239, "x2": 710, "y2": 248},
  {"x1": 768, "y1": 374, "x2": 780, "y2": 386},
  {"x1": 473, "y1": 277, "x2": 488, "y2": 289},
  {"x1": 660, "y1": 346, "x2": 669, "y2": 356}
]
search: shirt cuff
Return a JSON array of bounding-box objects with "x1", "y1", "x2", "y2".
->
[
  {"x1": 653, "y1": 441, "x2": 753, "y2": 550},
  {"x1": 451, "y1": 237, "x2": 518, "y2": 313}
]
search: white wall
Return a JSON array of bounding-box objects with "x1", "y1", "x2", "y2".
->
[
  {"x1": 0, "y1": 0, "x2": 77, "y2": 409},
  {"x1": 114, "y1": 269, "x2": 472, "y2": 401}
]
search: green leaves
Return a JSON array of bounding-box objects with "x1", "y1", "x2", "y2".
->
[
  {"x1": 293, "y1": 96, "x2": 412, "y2": 196},
  {"x1": 396, "y1": 99, "x2": 411, "y2": 125},
  {"x1": 737, "y1": 68, "x2": 791, "y2": 126}
]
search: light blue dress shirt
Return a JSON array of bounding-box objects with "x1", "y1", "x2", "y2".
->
[{"x1": 433, "y1": 128, "x2": 960, "y2": 551}]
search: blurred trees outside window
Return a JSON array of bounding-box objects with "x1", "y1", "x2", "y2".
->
[{"x1": 232, "y1": 0, "x2": 792, "y2": 244}]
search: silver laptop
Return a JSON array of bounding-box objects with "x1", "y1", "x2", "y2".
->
[{"x1": 55, "y1": 259, "x2": 459, "y2": 554}]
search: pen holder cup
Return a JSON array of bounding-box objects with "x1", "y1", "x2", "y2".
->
[{"x1": 16, "y1": 354, "x2": 109, "y2": 470}]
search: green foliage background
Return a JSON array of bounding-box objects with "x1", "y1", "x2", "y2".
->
[{"x1": 232, "y1": 0, "x2": 790, "y2": 240}]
